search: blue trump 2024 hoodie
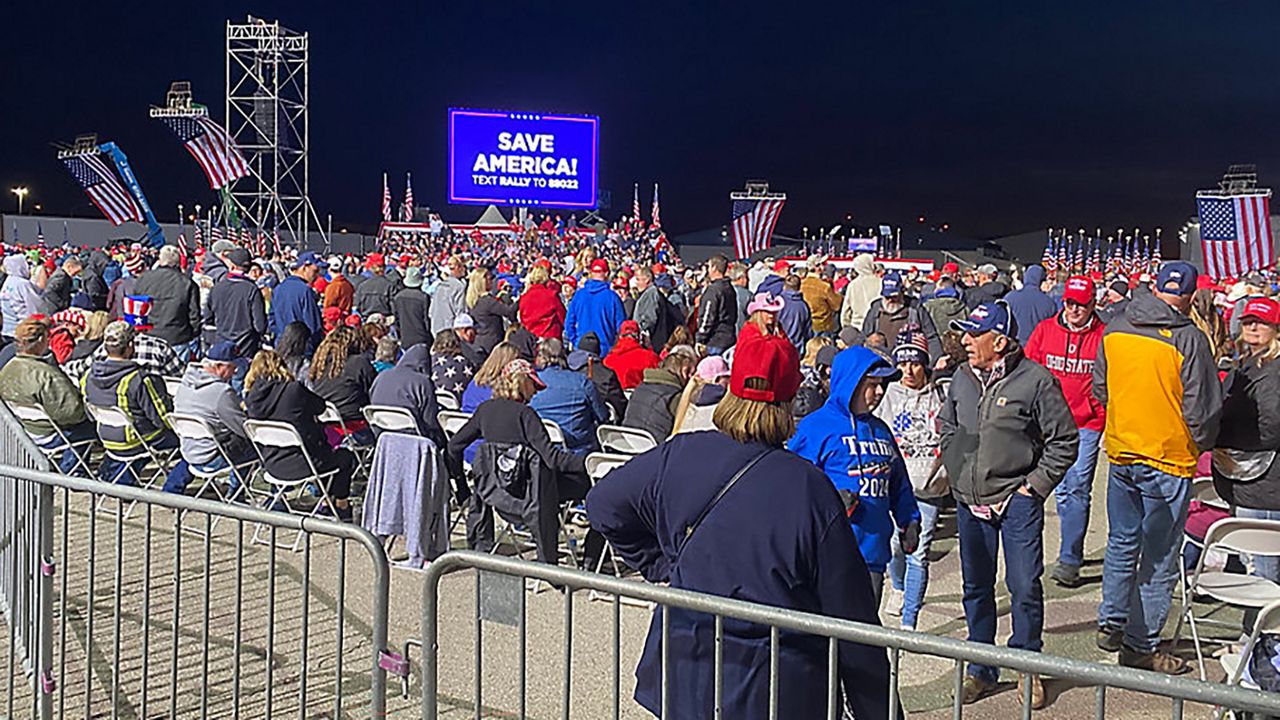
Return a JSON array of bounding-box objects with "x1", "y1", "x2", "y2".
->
[
  {"x1": 566, "y1": 278, "x2": 627, "y2": 356},
  {"x1": 789, "y1": 346, "x2": 920, "y2": 573}
]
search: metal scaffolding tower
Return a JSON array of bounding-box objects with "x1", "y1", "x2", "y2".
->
[{"x1": 225, "y1": 16, "x2": 323, "y2": 244}]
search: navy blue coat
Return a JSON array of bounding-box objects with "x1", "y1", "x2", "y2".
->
[
  {"x1": 586, "y1": 431, "x2": 892, "y2": 719},
  {"x1": 271, "y1": 275, "x2": 324, "y2": 348}
]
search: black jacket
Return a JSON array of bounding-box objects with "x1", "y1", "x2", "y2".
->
[
  {"x1": 206, "y1": 273, "x2": 267, "y2": 356},
  {"x1": 80, "y1": 357, "x2": 172, "y2": 451},
  {"x1": 622, "y1": 368, "x2": 685, "y2": 440},
  {"x1": 134, "y1": 265, "x2": 201, "y2": 345},
  {"x1": 244, "y1": 379, "x2": 342, "y2": 481},
  {"x1": 470, "y1": 294, "x2": 517, "y2": 355},
  {"x1": 80, "y1": 251, "x2": 110, "y2": 311},
  {"x1": 309, "y1": 353, "x2": 376, "y2": 421},
  {"x1": 392, "y1": 287, "x2": 432, "y2": 350},
  {"x1": 1213, "y1": 358, "x2": 1280, "y2": 511},
  {"x1": 862, "y1": 297, "x2": 942, "y2": 360},
  {"x1": 569, "y1": 349, "x2": 626, "y2": 419},
  {"x1": 445, "y1": 397, "x2": 586, "y2": 481},
  {"x1": 39, "y1": 268, "x2": 75, "y2": 315},
  {"x1": 939, "y1": 347, "x2": 1079, "y2": 505},
  {"x1": 964, "y1": 280, "x2": 1009, "y2": 310},
  {"x1": 696, "y1": 278, "x2": 737, "y2": 349},
  {"x1": 354, "y1": 273, "x2": 395, "y2": 317}
]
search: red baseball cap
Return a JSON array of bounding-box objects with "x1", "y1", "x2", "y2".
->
[
  {"x1": 612, "y1": 275, "x2": 629, "y2": 290},
  {"x1": 366, "y1": 253, "x2": 385, "y2": 268},
  {"x1": 534, "y1": 258, "x2": 553, "y2": 271},
  {"x1": 589, "y1": 258, "x2": 610, "y2": 274},
  {"x1": 1241, "y1": 297, "x2": 1280, "y2": 325},
  {"x1": 652, "y1": 262, "x2": 667, "y2": 274},
  {"x1": 1062, "y1": 275, "x2": 1095, "y2": 306},
  {"x1": 619, "y1": 319, "x2": 641, "y2": 336},
  {"x1": 772, "y1": 258, "x2": 790, "y2": 273},
  {"x1": 942, "y1": 262, "x2": 960, "y2": 275},
  {"x1": 730, "y1": 332, "x2": 801, "y2": 403},
  {"x1": 561, "y1": 276, "x2": 578, "y2": 288}
]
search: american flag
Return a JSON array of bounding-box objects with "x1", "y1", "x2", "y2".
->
[
  {"x1": 632, "y1": 183, "x2": 641, "y2": 226},
  {"x1": 211, "y1": 224, "x2": 222, "y2": 245},
  {"x1": 193, "y1": 220, "x2": 203, "y2": 247},
  {"x1": 158, "y1": 116, "x2": 249, "y2": 190},
  {"x1": 402, "y1": 173, "x2": 414, "y2": 222},
  {"x1": 1041, "y1": 234, "x2": 1055, "y2": 272},
  {"x1": 61, "y1": 154, "x2": 144, "y2": 225},
  {"x1": 731, "y1": 198, "x2": 785, "y2": 259},
  {"x1": 176, "y1": 217, "x2": 188, "y2": 254},
  {"x1": 272, "y1": 226, "x2": 282, "y2": 255},
  {"x1": 1198, "y1": 193, "x2": 1274, "y2": 280},
  {"x1": 382, "y1": 173, "x2": 392, "y2": 223},
  {"x1": 651, "y1": 183, "x2": 661, "y2": 228}
]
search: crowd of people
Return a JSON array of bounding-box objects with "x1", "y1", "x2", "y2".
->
[{"x1": 0, "y1": 224, "x2": 1276, "y2": 715}]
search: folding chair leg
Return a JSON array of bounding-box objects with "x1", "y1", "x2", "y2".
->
[{"x1": 1188, "y1": 608, "x2": 1208, "y2": 682}]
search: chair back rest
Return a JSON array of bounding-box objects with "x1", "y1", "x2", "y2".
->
[
  {"x1": 1190, "y1": 477, "x2": 1227, "y2": 508},
  {"x1": 1256, "y1": 599, "x2": 1280, "y2": 636},
  {"x1": 542, "y1": 419, "x2": 565, "y2": 445},
  {"x1": 438, "y1": 410, "x2": 472, "y2": 437},
  {"x1": 435, "y1": 389, "x2": 461, "y2": 411},
  {"x1": 7, "y1": 401, "x2": 51, "y2": 424},
  {"x1": 1204, "y1": 517, "x2": 1280, "y2": 558},
  {"x1": 584, "y1": 452, "x2": 631, "y2": 480},
  {"x1": 162, "y1": 376, "x2": 183, "y2": 399},
  {"x1": 86, "y1": 403, "x2": 132, "y2": 430},
  {"x1": 318, "y1": 402, "x2": 343, "y2": 424},
  {"x1": 243, "y1": 419, "x2": 306, "y2": 450},
  {"x1": 168, "y1": 412, "x2": 215, "y2": 441},
  {"x1": 363, "y1": 405, "x2": 419, "y2": 434},
  {"x1": 596, "y1": 424, "x2": 657, "y2": 454}
]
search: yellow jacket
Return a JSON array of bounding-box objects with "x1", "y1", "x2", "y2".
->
[
  {"x1": 1093, "y1": 291, "x2": 1222, "y2": 478},
  {"x1": 800, "y1": 276, "x2": 841, "y2": 332}
]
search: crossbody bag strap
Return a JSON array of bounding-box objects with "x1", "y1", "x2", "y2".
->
[{"x1": 673, "y1": 449, "x2": 772, "y2": 563}]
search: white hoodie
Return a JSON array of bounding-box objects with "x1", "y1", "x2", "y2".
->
[
  {"x1": 874, "y1": 380, "x2": 949, "y2": 500},
  {"x1": 841, "y1": 254, "x2": 882, "y2": 328}
]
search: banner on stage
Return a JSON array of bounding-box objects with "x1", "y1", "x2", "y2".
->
[
  {"x1": 848, "y1": 237, "x2": 877, "y2": 253},
  {"x1": 449, "y1": 108, "x2": 599, "y2": 209}
]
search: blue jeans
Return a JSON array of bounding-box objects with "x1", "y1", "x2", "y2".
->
[
  {"x1": 1055, "y1": 427, "x2": 1102, "y2": 567},
  {"x1": 190, "y1": 446, "x2": 256, "y2": 497},
  {"x1": 103, "y1": 432, "x2": 193, "y2": 494},
  {"x1": 171, "y1": 338, "x2": 201, "y2": 364},
  {"x1": 889, "y1": 500, "x2": 941, "y2": 629},
  {"x1": 36, "y1": 421, "x2": 97, "y2": 476},
  {"x1": 1098, "y1": 463, "x2": 1190, "y2": 654},
  {"x1": 1235, "y1": 507, "x2": 1280, "y2": 583},
  {"x1": 957, "y1": 492, "x2": 1045, "y2": 682},
  {"x1": 705, "y1": 346, "x2": 727, "y2": 357}
]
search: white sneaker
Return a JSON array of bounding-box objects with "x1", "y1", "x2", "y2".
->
[{"x1": 884, "y1": 587, "x2": 904, "y2": 617}]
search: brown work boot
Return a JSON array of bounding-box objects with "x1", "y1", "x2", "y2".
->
[
  {"x1": 1119, "y1": 645, "x2": 1191, "y2": 675},
  {"x1": 957, "y1": 675, "x2": 998, "y2": 705},
  {"x1": 1018, "y1": 673, "x2": 1046, "y2": 710}
]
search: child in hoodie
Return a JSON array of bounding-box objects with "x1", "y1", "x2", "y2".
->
[
  {"x1": 875, "y1": 334, "x2": 949, "y2": 630},
  {"x1": 789, "y1": 345, "x2": 921, "y2": 604}
]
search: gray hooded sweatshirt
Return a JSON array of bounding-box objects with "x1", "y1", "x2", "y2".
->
[
  {"x1": 172, "y1": 364, "x2": 251, "y2": 466},
  {"x1": 0, "y1": 255, "x2": 40, "y2": 336}
]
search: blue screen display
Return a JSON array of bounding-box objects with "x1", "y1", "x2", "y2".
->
[{"x1": 448, "y1": 108, "x2": 599, "y2": 209}]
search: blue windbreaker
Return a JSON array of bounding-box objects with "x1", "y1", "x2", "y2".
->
[
  {"x1": 788, "y1": 346, "x2": 920, "y2": 572},
  {"x1": 565, "y1": 279, "x2": 627, "y2": 356}
]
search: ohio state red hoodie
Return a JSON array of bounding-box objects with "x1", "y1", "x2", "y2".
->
[{"x1": 1025, "y1": 311, "x2": 1106, "y2": 431}]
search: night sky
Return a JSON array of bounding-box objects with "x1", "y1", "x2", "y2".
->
[{"x1": 5, "y1": 3, "x2": 1280, "y2": 239}]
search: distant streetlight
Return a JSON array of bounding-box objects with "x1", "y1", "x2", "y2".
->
[
  {"x1": 11, "y1": 187, "x2": 29, "y2": 214},
  {"x1": 33, "y1": 204, "x2": 42, "y2": 213}
]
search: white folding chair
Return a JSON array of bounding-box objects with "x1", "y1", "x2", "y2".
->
[
  {"x1": 437, "y1": 410, "x2": 472, "y2": 438},
  {"x1": 596, "y1": 424, "x2": 658, "y2": 455},
  {"x1": 6, "y1": 400, "x2": 98, "y2": 478},
  {"x1": 168, "y1": 412, "x2": 261, "y2": 533},
  {"x1": 582, "y1": 452, "x2": 652, "y2": 606},
  {"x1": 85, "y1": 403, "x2": 181, "y2": 516},
  {"x1": 437, "y1": 410, "x2": 474, "y2": 535},
  {"x1": 363, "y1": 404, "x2": 421, "y2": 435},
  {"x1": 542, "y1": 419, "x2": 566, "y2": 445},
  {"x1": 435, "y1": 388, "x2": 460, "y2": 411},
  {"x1": 243, "y1": 419, "x2": 343, "y2": 552},
  {"x1": 162, "y1": 376, "x2": 183, "y2": 400},
  {"x1": 1217, "y1": 599, "x2": 1280, "y2": 718},
  {"x1": 320, "y1": 401, "x2": 372, "y2": 478},
  {"x1": 1181, "y1": 478, "x2": 1231, "y2": 605},
  {"x1": 1174, "y1": 517, "x2": 1280, "y2": 680}
]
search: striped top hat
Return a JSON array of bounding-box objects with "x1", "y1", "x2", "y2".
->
[{"x1": 122, "y1": 295, "x2": 153, "y2": 330}]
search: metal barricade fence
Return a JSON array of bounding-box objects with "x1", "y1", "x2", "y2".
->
[
  {"x1": 421, "y1": 551, "x2": 1280, "y2": 720},
  {"x1": 0, "y1": 403, "x2": 395, "y2": 719}
]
